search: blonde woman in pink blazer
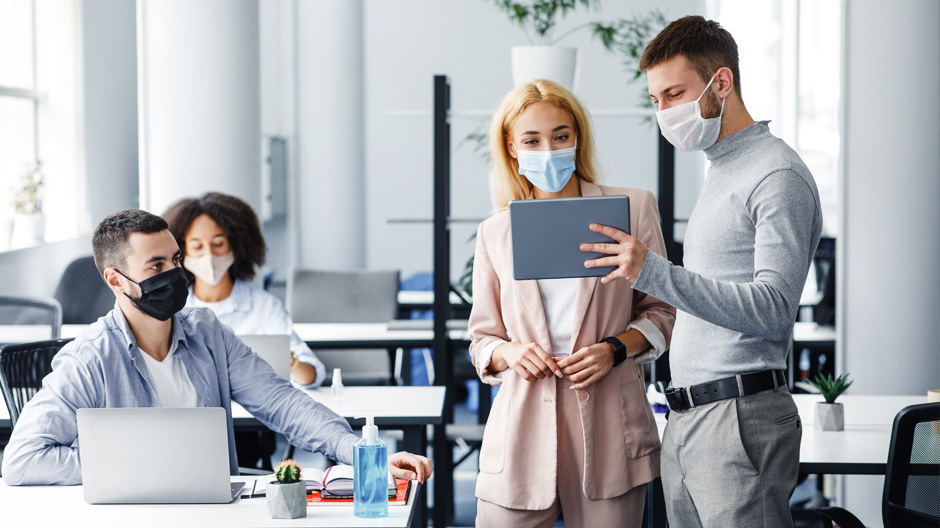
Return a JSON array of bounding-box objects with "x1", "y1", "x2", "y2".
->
[{"x1": 469, "y1": 80, "x2": 677, "y2": 528}]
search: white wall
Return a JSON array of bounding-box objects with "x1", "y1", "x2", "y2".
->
[
  {"x1": 137, "y1": 0, "x2": 262, "y2": 216},
  {"x1": 839, "y1": 0, "x2": 940, "y2": 524},
  {"x1": 840, "y1": 0, "x2": 940, "y2": 398},
  {"x1": 0, "y1": 237, "x2": 92, "y2": 298}
]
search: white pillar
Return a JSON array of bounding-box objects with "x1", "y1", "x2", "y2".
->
[
  {"x1": 137, "y1": 0, "x2": 261, "y2": 216},
  {"x1": 82, "y1": 0, "x2": 138, "y2": 225},
  {"x1": 295, "y1": 0, "x2": 365, "y2": 269}
]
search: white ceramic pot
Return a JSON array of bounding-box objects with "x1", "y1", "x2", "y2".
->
[
  {"x1": 511, "y1": 45, "x2": 579, "y2": 90},
  {"x1": 815, "y1": 402, "x2": 844, "y2": 431},
  {"x1": 266, "y1": 480, "x2": 307, "y2": 519},
  {"x1": 11, "y1": 212, "x2": 45, "y2": 248}
]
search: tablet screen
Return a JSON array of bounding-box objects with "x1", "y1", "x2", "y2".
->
[{"x1": 510, "y1": 195, "x2": 630, "y2": 280}]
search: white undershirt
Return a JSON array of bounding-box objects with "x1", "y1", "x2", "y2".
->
[
  {"x1": 139, "y1": 347, "x2": 205, "y2": 408},
  {"x1": 535, "y1": 278, "x2": 579, "y2": 357}
]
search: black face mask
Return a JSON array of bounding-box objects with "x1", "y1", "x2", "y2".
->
[{"x1": 115, "y1": 267, "x2": 189, "y2": 321}]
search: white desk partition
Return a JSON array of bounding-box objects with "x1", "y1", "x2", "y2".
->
[{"x1": 0, "y1": 476, "x2": 418, "y2": 527}]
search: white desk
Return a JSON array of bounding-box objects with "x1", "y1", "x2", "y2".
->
[
  {"x1": 652, "y1": 393, "x2": 926, "y2": 475},
  {"x1": 0, "y1": 324, "x2": 57, "y2": 343},
  {"x1": 397, "y1": 290, "x2": 466, "y2": 307},
  {"x1": 293, "y1": 323, "x2": 469, "y2": 348},
  {"x1": 0, "y1": 476, "x2": 418, "y2": 527},
  {"x1": 792, "y1": 322, "x2": 837, "y2": 344},
  {"x1": 3, "y1": 322, "x2": 474, "y2": 349},
  {"x1": 232, "y1": 386, "x2": 446, "y2": 429}
]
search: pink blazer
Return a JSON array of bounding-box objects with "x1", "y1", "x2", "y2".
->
[{"x1": 468, "y1": 180, "x2": 676, "y2": 510}]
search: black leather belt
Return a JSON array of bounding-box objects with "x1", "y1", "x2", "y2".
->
[{"x1": 665, "y1": 370, "x2": 786, "y2": 411}]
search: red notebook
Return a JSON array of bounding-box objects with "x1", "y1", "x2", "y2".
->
[{"x1": 307, "y1": 479, "x2": 411, "y2": 505}]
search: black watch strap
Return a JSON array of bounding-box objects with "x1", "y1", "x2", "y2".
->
[{"x1": 601, "y1": 336, "x2": 627, "y2": 367}]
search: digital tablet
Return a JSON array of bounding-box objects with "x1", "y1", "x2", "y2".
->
[{"x1": 509, "y1": 195, "x2": 630, "y2": 280}]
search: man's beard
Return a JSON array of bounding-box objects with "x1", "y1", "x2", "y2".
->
[{"x1": 700, "y1": 87, "x2": 723, "y2": 119}]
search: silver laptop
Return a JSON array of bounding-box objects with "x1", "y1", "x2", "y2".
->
[
  {"x1": 238, "y1": 334, "x2": 292, "y2": 379},
  {"x1": 77, "y1": 407, "x2": 244, "y2": 504},
  {"x1": 509, "y1": 195, "x2": 631, "y2": 280}
]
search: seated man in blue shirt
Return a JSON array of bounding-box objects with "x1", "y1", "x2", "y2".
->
[{"x1": 1, "y1": 209, "x2": 432, "y2": 486}]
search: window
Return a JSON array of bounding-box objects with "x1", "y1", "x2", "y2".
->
[
  {"x1": 0, "y1": 0, "x2": 40, "y2": 231},
  {"x1": 707, "y1": 0, "x2": 842, "y2": 236},
  {"x1": 0, "y1": 0, "x2": 84, "y2": 249}
]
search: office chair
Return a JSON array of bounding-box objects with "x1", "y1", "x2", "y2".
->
[
  {"x1": 286, "y1": 268, "x2": 400, "y2": 386},
  {"x1": 53, "y1": 255, "x2": 114, "y2": 324},
  {"x1": 0, "y1": 296, "x2": 62, "y2": 346},
  {"x1": 815, "y1": 402, "x2": 940, "y2": 528},
  {"x1": 0, "y1": 338, "x2": 73, "y2": 427}
]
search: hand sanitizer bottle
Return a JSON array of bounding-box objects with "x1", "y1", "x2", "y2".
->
[
  {"x1": 353, "y1": 416, "x2": 388, "y2": 518},
  {"x1": 331, "y1": 368, "x2": 344, "y2": 400}
]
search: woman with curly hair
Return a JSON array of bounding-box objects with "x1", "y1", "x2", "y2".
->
[
  {"x1": 163, "y1": 192, "x2": 325, "y2": 389},
  {"x1": 163, "y1": 193, "x2": 327, "y2": 469}
]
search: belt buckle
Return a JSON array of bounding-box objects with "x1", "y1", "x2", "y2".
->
[{"x1": 665, "y1": 387, "x2": 695, "y2": 410}]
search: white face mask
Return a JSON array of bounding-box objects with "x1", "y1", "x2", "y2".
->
[
  {"x1": 655, "y1": 72, "x2": 725, "y2": 152},
  {"x1": 183, "y1": 252, "x2": 235, "y2": 286}
]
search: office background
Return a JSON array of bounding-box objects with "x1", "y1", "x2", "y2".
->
[{"x1": 0, "y1": 1, "x2": 937, "y2": 525}]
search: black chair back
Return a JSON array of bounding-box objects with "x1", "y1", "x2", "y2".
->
[
  {"x1": 53, "y1": 255, "x2": 114, "y2": 324},
  {"x1": 0, "y1": 338, "x2": 73, "y2": 427},
  {"x1": 884, "y1": 402, "x2": 940, "y2": 528}
]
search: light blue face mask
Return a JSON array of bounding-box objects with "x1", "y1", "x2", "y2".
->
[{"x1": 515, "y1": 144, "x2": 577, "y2": 193}]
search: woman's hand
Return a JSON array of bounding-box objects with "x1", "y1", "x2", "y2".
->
[
  {"x1": 388, "y1": 451, "x2": 432, "y2": 484},
  {"x1": 289, "y1": 356, "x2": 316, "y2": 385},
  {"x1": 490, "y1": 342, "x2": 563, "y2": 382},
  {"x1": 556, "y1": 343, "x2": 615, "y2": 390}
]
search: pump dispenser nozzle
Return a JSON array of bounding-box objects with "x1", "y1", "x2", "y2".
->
[{"x1": 357, "y1": 415, "x2": 379, "y2": 441}]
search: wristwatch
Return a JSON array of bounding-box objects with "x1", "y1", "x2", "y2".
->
[{"x1": 601, "y1": 336, "x2": 627, "y2": 367}]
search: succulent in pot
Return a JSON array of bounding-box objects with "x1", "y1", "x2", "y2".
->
[{"x1": 266, "y1": 459, "x2": 307, "y2": 519}]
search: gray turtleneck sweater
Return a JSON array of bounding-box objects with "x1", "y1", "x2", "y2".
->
[{"x1": 634, "y1": 121, "x2": 822, "y2": 387}]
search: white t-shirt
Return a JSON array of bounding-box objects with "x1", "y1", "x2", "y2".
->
[{"x1": 139, "y1": 347, "x2": 205, "y2": 408}]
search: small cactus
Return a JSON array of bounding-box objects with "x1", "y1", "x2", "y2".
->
[{"x1": 274, "y1": 459, "x2": 303, "y2": 484}]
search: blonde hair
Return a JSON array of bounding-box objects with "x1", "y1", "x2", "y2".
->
[{"x1": 489, "y1": 79, "x2": 600, "y2": 211}]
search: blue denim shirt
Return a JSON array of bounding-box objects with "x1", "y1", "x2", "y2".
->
[{"x1": 1, "y1": 304, "x2": 359, "y2": 486}]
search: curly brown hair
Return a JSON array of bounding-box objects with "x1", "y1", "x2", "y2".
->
[{"x1": 162, "y1": 192, "x2": 266, "y2": 282}]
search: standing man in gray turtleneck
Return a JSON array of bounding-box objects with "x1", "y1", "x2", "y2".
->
[{"x1": 581, "y1": 15, "x2": 822, "y2": 528}]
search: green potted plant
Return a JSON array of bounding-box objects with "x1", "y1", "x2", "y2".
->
[
  {"x1": 10, "y1": 162, "x2": 45, "y2": 248},
  {"x1": 808, "y1": 372, "x2": 853, "y2": 431},
  {"x1": 267, "y1": 459, "x2": 307, "y2": 519}
]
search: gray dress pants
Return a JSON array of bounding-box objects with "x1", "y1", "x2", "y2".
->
[{"x1": 661, "y1": 386, "x2": 801, "y2": 528}]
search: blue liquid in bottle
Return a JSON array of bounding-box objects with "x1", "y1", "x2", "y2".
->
[{"x1": 354, "y1": 417, "x2": 388, "y2": 518}]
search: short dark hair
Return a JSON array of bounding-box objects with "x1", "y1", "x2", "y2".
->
[
  {"x1": 162, "y1": 192, "x2": 266, "y2": 282},
  {"x1": 640, "y1": 15, "x2": 742, "y2": 97},
  {"x1": 92, "y1": 209, "x2": 169, "y2": 278}
]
